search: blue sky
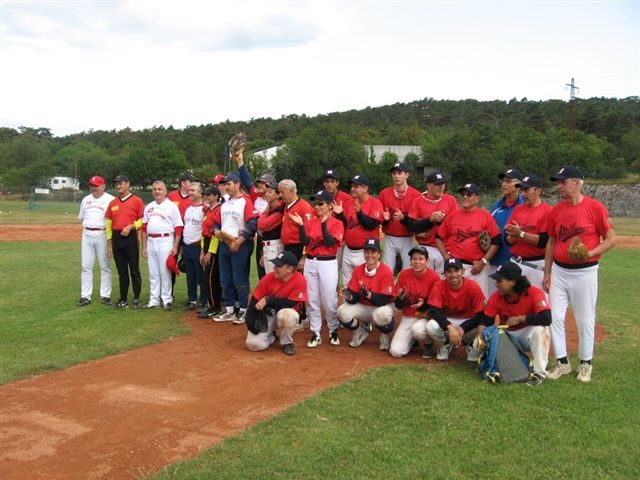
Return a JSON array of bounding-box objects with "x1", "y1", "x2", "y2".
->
[{"x1": 1, "y1": 0, "x2": 638, "y2": 137}]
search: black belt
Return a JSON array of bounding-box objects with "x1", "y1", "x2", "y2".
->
[
  {"x1": 85, "y1": 227, "x2": 105, "y2": 231},
  {"x1": 346, "y1": 246, "x2": 364, "y2": 251},
  {"x1": 511, "y1": 256, "x2": 544, "y2": 271},
  {"x1": 306, "y1": 255, "x2": 336, "y2": 261},
  {"x1": 554, "y1": 260, "x2": 598, "y2": 270}
]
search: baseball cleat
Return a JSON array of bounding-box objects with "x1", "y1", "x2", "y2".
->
[
  {"x1": 131, "y1": 299, "x2": 142, "y2": 310},
  {"x1": 576, "y1": 362, "x2": 592, "y2": 382},
  {"x1": 78, "y1": 298, "x2": 91, "y2": 307},
  {"x1": 115, "y1": 300, "x2": 128, "y2": 309},
  {"x1": 436, "y1": 342, "x2": 453, "y2": 361},
  {"x1": 163, "y1": 303, "x2": 173, "y2": 311},
  {"x1": 348, "y1": 321, "x2": 372, "y2": 348},
  {"x1": 143, "y1": 303, "x2": 160, "y2": 309},
  {"x1": 306, "y1": 333, "x2": 322, "y2": 348},
  {"x1": 546, "y1": 361, "x2": 572, "y2": 379},
  {"x1": 422, "y1": 343, "x2": 435, "y2": 359},
  {"x1": 101, "y1": 297, "x2": 112, "y2": 306},
  {"x1": 282, "y1": 343, "x2": 296, "y2": 356},
  {"x1": 526, "y1": 373, "x2": 545, "y2": 387},
  {"x1": 329, "y1": 330, "x2": 340, "y2": 346},
  {"x1": 213, "y1": 312, "x2": 237, "y2": 322},
  {"x1": 232, "y1": 311, "x2": 246, "y2": 325},
  {"x1": 465, "y1": 345, "x2": 480, "y2": 362},
  {"x1": 378, "y1": 333, "x2": 391, "y2": 351}
]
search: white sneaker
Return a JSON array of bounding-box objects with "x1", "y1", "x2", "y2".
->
[
  {"x1": 213, "y1": 311, "x2": 237, "y2": 322},
  {"x1": 547, "y1": 361, "x2": 572, "y2": 379},
  {"x1": 378, "y1": 333, "x2": 391, "y2": 351},
  {"x1": 576, "y1": 362, "x2": 592, "y2": 382},
  {"x1": 292, "y1": 318, "x2": 310, "y2": 333},
  {"x1": 329, "y1": 330, "x2": 340, "y2": 346},
  {"x1": 465, "y1": 345, "x2": 480, "y2": 362},
  {"x1": 349, "y1": 321, "x2": 372, "y2": 348},
  {"x1": 436, "y1": 343, "x2": 453, "y2": 361},
  {"x1": 306, "y1": 333, "x2": 322, "y2": 348},
  {"x1": 232, "y1": 311, "x2": 246, "y2": 325}
]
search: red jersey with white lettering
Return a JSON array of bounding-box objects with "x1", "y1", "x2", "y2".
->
[
  {"x1": 408, "y1": 192, "x2": 459, "y2": 246},
  {"x1": 395, "y1": 267, "x2": 440, "y2": 316},
  {"x1": 106, "y1": 194, "x2": 145, "y2": 231},
  {"x1": 428, "y1": 278, "x2": 486, "y2": 319},
  {"x1": 484, "y1": 286, "x2": 550, "y2": 332},
  {"x1": 378, "y1": 185, "x2": 422, "y2": 237},
  {"x1": 304, "y1": 217, "x2": 344, "y2": 257},
  {"x1": 167, "y1": 190, "x2": 191, "y2": 219},
  {"x1": 252, "y1": 271, "x2": 308, "y2": 307},
  {"x1": 143, "y1": 198, "x2": 183, "y2": 235},
  {"x1": 343, "y1": 195, "x2": 384, "y2": 249},
  {"x1": 347, "y1": 262, "x2": 395, "y2": 307},
  {"x1": 548, "y1": 196, "x2": 613, "y2": 265},
  {"x1": 507, "y1": 202, "x2": 553, "y2": 258},
  {"x1": 281, "y1": 198, "x2": 314, "y2": 246},
  {"x1": 436, "y1": 208, "x2": 500, "y2": 262}
]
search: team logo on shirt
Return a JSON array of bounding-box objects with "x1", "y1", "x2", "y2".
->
[{"x1": 558, "y1": 223, "x2": 587, "y2": 243}]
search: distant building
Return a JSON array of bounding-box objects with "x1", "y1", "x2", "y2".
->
[
  {"x1": 49, "y1": 176, "x2": 80, "y2": 191},
  {"x1": 364, "y1": 145, "x2": 423, "y2": 164}
]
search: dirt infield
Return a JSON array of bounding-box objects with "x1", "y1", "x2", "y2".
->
[{"x1": 0, "y1": 223, "x2": 616, "y2": 480}]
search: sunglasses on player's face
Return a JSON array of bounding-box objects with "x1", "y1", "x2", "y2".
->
[{"x1": 314, "y1": 202, "x2": 326, "y2": 207}]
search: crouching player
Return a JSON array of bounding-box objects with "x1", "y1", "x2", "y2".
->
[
  {"x1": 411, "y1": 258, "x2": 486, "y2": 361},
  {"x1": 389, "y1": 245, "x2": 440, "y2": 358},
  {"x1": 474, "y1": 262, "x2": 551, "y2": 386},
  {"x1": 245, "y1": 251, "x2": 308, "y2": 356},
  {"x1": 337, "y1": 238, "x2": 395, "y2": 350}
]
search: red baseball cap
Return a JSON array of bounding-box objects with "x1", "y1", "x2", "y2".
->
[
  {"x1": 88, "y1": 175, "x2": 105, "y2": 187},
  {"x1": 211, "y1": 174, "x2": 226, "y2": 184},
  {"x1": 166, "y1": 254, "x2": 181, "y2": 276}
]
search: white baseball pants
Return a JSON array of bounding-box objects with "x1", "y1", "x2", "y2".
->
[{"x1": 80, "y1": 230, "x2": 112, "y2": 300}]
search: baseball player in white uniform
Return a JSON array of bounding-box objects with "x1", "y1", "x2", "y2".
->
[
  {"x1": 543, "y1": 165, "x2": 615, "y2": 383},
  {"x1": 78, "y1": 175, "x2": 115, "y2": 306},
  {"x1": 141, "y1": 181, "x2": 184, "y2": 311}
]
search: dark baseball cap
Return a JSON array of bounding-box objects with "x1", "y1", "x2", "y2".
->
[
  {"x1": 223, "y1": 172, "x2": 241, "y2": 183},
  {"x1": 323, "y1": 169, "x2": 339, "y2": 180},
  {"x1": 426, "y1": 172, "x2": 446, "y2": 185},
  {"x1": 270, "y1": 251, "x2": 298, "y2": 267},
  {"x1": 550, "y1": 165, "x2": 584, "y2": 181},
  {"x1": 390, "y1": 162, "x2": 409, "y2": 173},
  {"x1": 408, "y1": 245, "x2": 429, "y2": 258},
  {"x1": 517, "y1": 174, "x2": 544, "y2": 189},
  {"x1": 499, "y1": 168, "x2": 524, "y2": 181},
  {"x1": 257, "y1": 173, "x2": 277, "y2": 185},
  {"x1": 363, "y1": 237, "x2": 380, "y2": 251},
  {"x1": 310, "y1": 189, "x2": 333, "y2": 203},
  {"x1": 458, "y1": 183, "x2": 481, "y2": 195},
  {"x1": 179, "y1": 172, "x2": 197, "y2": 182},
  {"x1": 114, "y1": 174, "x2": 130, "y2": 183},
  {"x1": 443, "y1": 257, "x2": 463, "y2": 273},
  {"x1": 204, "y1": 186, "x2": 221, "y2": 196},
  {"x1": 489, "y1": 262, "x2": 522, "y2": 281},
  {"x1": 348, "y1": 174, "x2": 370, "y2": 187}
]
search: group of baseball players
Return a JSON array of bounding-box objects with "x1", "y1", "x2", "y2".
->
[{"x1": 79, "y1": 156, "x2": 615, "y2": 385}]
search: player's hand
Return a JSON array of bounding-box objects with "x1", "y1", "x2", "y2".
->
[
  {"x1": 542, "y1": 274, "x2": 551, "y2": 293},
  {"x1": 447, "y1": 324, "x2": 463, "y2": 347},
  {"x1": 392, "y1": 208, "x2": 403, "y2": 221},
  {"x1": 411, "y1": 297, "x2": 425, "y2": 309},
  {"x1": 142, "y1": 248, "x2": 148, "y2": 258},
  {"x1": 471, "y1": 260, "x2": 485, "y2": 274},
  {"x1": 354, "y1": 199, "x2": 361, "y2": 213},
  {"x1": 382, "y1": 209, "x2": 391, "y2": 221},
  {"x1": 121, "y1": 225, "x2": 131, "y2": 237},
  {"x1": 506, "y1": 315, "x2": 524, "y2": 327},
  {"x1": 256, "y1": 297, "x2": 266, "y2": 310},
  {"x1": 288, "y1": 212, "x2": 304, "y2": 226},
  {"x1": 107, "y1": 246, "x2": 113, "y2": 258},
  {"x1": 332, "y1": 201, "x2": 343, "y2": 215},
  {"x1": 430, "y1": 210, "x2": 445, "y2": 223}
]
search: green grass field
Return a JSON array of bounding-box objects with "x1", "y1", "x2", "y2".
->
[{"x1": 1, "y1": 205, "x2": 639, "y2": 478}]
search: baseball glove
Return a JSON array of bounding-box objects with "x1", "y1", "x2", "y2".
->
[
  {"x1": 228, "y1": 132, "x2": 247, "y2": 155},
  {"x1": 478, "y1": 230, "x2": 491, "y2": 252},
  {"x1": 568, "y1": 236, "x2": 589, "y2": 262},
  {"x1": 244, "y1": 299, "x2": 268, "y2": 335}
]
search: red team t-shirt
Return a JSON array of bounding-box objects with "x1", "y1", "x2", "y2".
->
[
  {"x1": 304, "y1": 217, "x2": 344, "y2": 257},
  {"x1": 378, "y1": 185, "x2": 422, "y2": 237},
  {"x1": 547, "y1": 196, "x2": 613, "y2": 265},
  {"x1": 408, "y1": 193, "x2": 459, "y2": 246},
  {"x1": 343, "y1": 196, "x2": 384, "y2": 249},
  {"x1": 252, "y1": 271, "x2": 308, "y2": 309},
  {"x1": 507, "y1": 202, "x2": 553, "y2": 259},
  {"x1": 106, "y1": 195, "x2": 145, "y2": 231},
  {"x1": 167, "y1": 190, "x2": 192, "y2": 219},
  {"x1": 281, "y1": 198, "x2": 314, "y2": 246},
  {"x1": 428, "y1": 278, "x2": 486, "y2": 319},
  {"x1": 436, "y1": 208, "x2": 500, "y2": 262},
  {"x1": 347, "y1": 262, "x2": 395, "y2": 307},
  {"x1": 395, "y1": 267, "x2": 440, "y2": 317},
  {"x1": 484, "y1": 286, "x2": 549, "y2": 332}
]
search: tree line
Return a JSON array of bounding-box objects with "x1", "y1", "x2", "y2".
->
[{"x1": 0, "y1": 96, "x2": 638, "y2": 196}]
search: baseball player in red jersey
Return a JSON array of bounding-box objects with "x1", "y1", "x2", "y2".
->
[
  {"x1": 471, "y1": 262, "x2": 551, "y2": 386},
  {"x1": 78, "y1": 175, "x2": 115, "y2": 306},
  {"x1": 435, "y1": 183, "x2": 501, "y2": 299},
  {"x1": 141, "y1": 181, "x2": 184, "y2": 311},
  {"x1": 279, "y1": 179, "x2": 314, "y2": 265},
  {"x1": 245, "y1": 251, "x2": 308, "y2": 356},
  {"x1": 199, "y1": 186, "x2": 223, "y2": 318},
  {"x1": 333, "y1": 174, "x2": 384, "y2": 288},
  {"x1": 411, "y1": 258, "x2": 486, "y2": 361},
  {"x1": 337, "y1": 237, "x2": 396, "y2": 350},
  {"x1": 322, "y1": 168, "x2": 354, "y2": 274},
  {"x1": 291, "y1": 190, "x2": 345, "y2": 348},
  {"x1": 404, "y1": 171, "x2": 459, "y2": 276},
  {"x1": 378, "y1": 162, "x2": 421, "y2": 272},
  {"x1": 389, "y1": 245, "x2": 440, "y2": 358},
  {"x1": 504, "y1": 174, "x2": 553, "y2": 291},
  {"x1": 168, "y1": 172, "x2": 196, "y2": 219},
  {"x1": 543, "y1": 165, "x2": 615, "y2": 383},
  {"x1": 106, "y1": 174, "x2": 145, "y2": 309},
  {"x1": 258, "y1": 178, "x2": 285, "y2": 275}
]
